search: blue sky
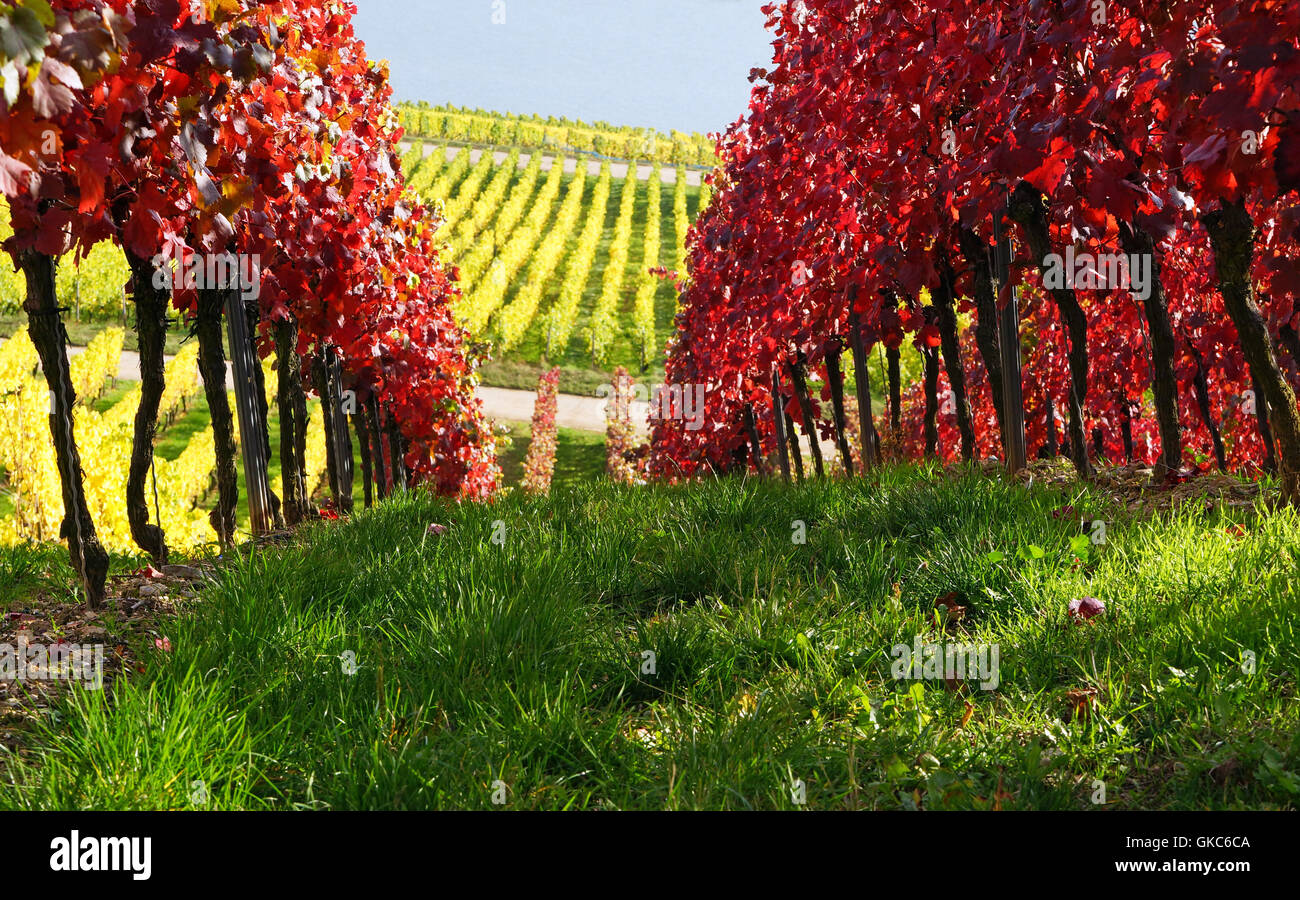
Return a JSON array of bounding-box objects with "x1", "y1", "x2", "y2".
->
[{"x1": 351, "y1": 0, "x2": 775, "y2": 135}]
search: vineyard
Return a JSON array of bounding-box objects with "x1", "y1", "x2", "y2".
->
[
  {"x1": 0, "y1": 0, "x2": 714, "y2": 606},
  {"x1": 402, "y1": 143, "x2": 707, "y2": 374},
  {"x1": 3, "y1": 0, "x2": 1300, "y2": 827},
  {"x1": 395, "y1": 102, "x2": 717, "y2": 168},
  {"x1": 0, "y1": 0, "x2": 500, "y2": 609},
  {"x1": 0, "y1": 330, "x2": 330, "y2": 551},
  {"x1": 2, "y1": 145, "x2": 709, "y2": 382}
]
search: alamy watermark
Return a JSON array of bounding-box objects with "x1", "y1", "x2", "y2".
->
[
  {"x1": 891, "y1": 637, "x2": 1000, "y2": 690},
  {"x1": 597, "y1": 378, "x2": 707, "y2": 432},
  {"x1": 1041, "y1": 248, "x2": 1151, "y2": 301},
  {"x1": 151, "y1": 251, "x2": 262, "y2": 302},
  {"x1": 49, "y1": 831, "x2": 151, "y2": 881},
  {"x1": 1, "y1": 636, "x2": 104, "y2": 689}
]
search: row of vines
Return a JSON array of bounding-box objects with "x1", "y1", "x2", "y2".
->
[
  {"x1": 396, "y1": 103, "x2": 716, "y2": 168},
  {"x1": 651, "y1": 0, "x2": 1300, "y2": 510},
  {"x1": 402, "y1": 145, "x2": 699, "y2": 368},
  {"x1": 0, "y1": 0, "x2": 499, "y2": 606}
]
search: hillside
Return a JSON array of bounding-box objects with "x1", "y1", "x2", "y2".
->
[
  {"x1": 400, "y1": 142, "x2": 706, "y2": 387},
  {"x1": 3, "y1": 471, "x2": 1296, "y2": 809},
  {"x1": 395, "y1": 102, "x2": 716, "y2": 168}
]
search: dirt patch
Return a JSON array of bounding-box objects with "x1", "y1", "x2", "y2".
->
[
  {"x1": 951, "y1": 459, "x2": 1264, "y2": 517},
  {"x1": 0, "y1": 563, "x2": 215, "y2": 756}
]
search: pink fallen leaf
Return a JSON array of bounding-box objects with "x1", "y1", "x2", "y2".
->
[
  {"x1": 1050, "y1": 504, "x2": 1076, "y2": 520},
  {"x1": 1068, "y1": 597, "x2": 1106, "y2": 624}
]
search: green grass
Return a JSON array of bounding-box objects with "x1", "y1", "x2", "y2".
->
[
  {"x1": 477, "y1": 358, "x2": 614, "y2": 398},
  {"x1": 155, "y1": 396, "x2": 215, "y2": 462},
  {"x1": 0, "y1": 542, "x2": 84, "y2": 608},
  {"x1": 89, "y1": 382, "x2": 134, "y2": 414},
  {"x1": 3, "y1": 467, "x2": 1297, "y2": 810},
  {"x1": 494, "y1": 418, "x2": 607, "y2": 489},
  {"x1": 0, "y1": 540, "x2": 163, "y2": 610}
]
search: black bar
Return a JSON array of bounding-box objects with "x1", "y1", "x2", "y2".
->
[{"x1": 8, "y1": 810, "x2": 1280, "y2": 888}]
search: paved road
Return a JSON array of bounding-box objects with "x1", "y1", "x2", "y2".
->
[
  {"x1": 79, "y1": 347, "x2": 618, "y2": 434},
  {"x1": 400, "y1": 141, "x2": 706, "y2": 186},
  {"x1": 66, "y1": 348, "x2": 850, "y2": 458},
  {"x1": 477, "y1": 384, "x2": 621, "y2": 433}
]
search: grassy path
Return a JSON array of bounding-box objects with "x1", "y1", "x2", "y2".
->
[{"x1": 2, "y1": 469, "x2": 1296, "y2": 809}]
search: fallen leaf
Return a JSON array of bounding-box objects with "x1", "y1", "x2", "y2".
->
[
  {"x1": 1068, "y1": 596, "x2": 1106, "y2": 624},
  {"x1": 960, "y1": 700, "x2": 975, "y2": 728},
  {"x1": 935, "y1": 591, "x2": 966, "y2": 631},
  {"x1": 1064, "y1": 687, "x2": 1099, "y2": 721}
]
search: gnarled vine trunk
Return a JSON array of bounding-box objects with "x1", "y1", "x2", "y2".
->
[
  {"x1": 933, "y1": 252, "x2": 976, "y2": 461},
  {"x1": 331, "y1": 362, "x2": 355, "y2": 513},
  {"x1": 1044, "y1": 394, "x2": 1059, "y2": 458},
  {"x1": 771, "y1": 366, "x2": 791, "y2": 483},
  {"x1": 1009, "y1": 181, "x2": 1093, "y2": 479},
  {"x1": 123, "y1": 250, "x2": 170, "y2": 565},
  {"x1": 292, "y1": 354, "x2": 311, "y2": 510},
  {"x1": 196, "y1": 287, "x2": 238, "y2": 546},
  {"x1": 887, "y1": 346, "x2": 901, "y2": 434},
  {"x1": 789, "y1": 352, "x2": 825, "y2": 478},
  {"x1": 20, "y1": 250, "x2": 109, "y2": 608},
  {"x1": 244, "y1": 298, "x2": 283, "y2": 529},
  {"x1": 275, "y1": 318, "x2": 309, "y2": 523},
  {"x1": 825, "y1": 338, "x2": 854, "y2": 475},
  {"x1": 1119, "y1": 398, "x2": 1135, "y2": 463},
  {"x1": 1202, "y1": 199, "x2": 1300, "y2": 505},
  {"x1": 959, "y1": 226, "x2": 1005, "y2": 442},
  {"x1": 312, "y1": 352, "x2": 341, "y2": 509},
  {"x1": 1119, "y1": 221, "x2": 1182, "y2": 477},
  {"x1": 385, "y1": 407, "x2": 407, "y2": 492},
  {"x1": 1189, "y1": 342, "x2": 1228, "y2": 473},
  {"x1": 784, "y1": 406, "x2": 805, "y2": 482},
  {"x1": 353, "y1": 409, "x2": 375, "y2": 508},
  {"x1": 367, "y1": 394, "x2": 389, "y2": 500},
  {"x1": 847, "y1": 304, "x2": 880, "y2": 469}
]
